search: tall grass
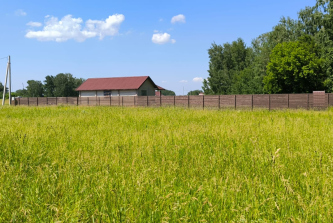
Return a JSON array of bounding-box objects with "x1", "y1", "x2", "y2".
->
[{"x1": 0, "y1": 106, "x2": 332, "y2": 222}]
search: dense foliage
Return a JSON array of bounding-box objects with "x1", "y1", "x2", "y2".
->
[
  {"x1": 161, "y1": 89, "x2": 176, "y2": 96},
  {"x1": 204, "y1": 0, "x2": 333, "y2": 94},
  {"x1": 0, "y1": 106, "x2": 332, "y2": 221},
  {"x1": 187, "y1": 90, "x2": 202, "y2": 95},
  {"x1": 16, "y1": 73, "x2": 85, "y2": 97}
]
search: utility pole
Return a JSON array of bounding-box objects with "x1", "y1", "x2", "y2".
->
[{"x1": 2, "y1": 56, "x2": 11, "y2": 106}]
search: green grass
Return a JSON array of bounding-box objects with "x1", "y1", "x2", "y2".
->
[{"x1": 0, "y1": 106, "x2": 333, "y2": 222}]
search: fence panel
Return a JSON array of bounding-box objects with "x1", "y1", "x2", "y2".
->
[
  {"x1": 236, "y1": 95, "x2": 252, "y2": 109},
  {"x1": 137, "y1": 96, "x2": 148, "y2": 106},
  {"x1": 67, "y1": 97, "x2": 78, "y2": 105},
  {"x1": 270, "y1": 94, "x2": 288, "y2": 110},
  {"x1": 99, "y1": 97, "x2": 110, "y2": 106},
  {"x1": 204, "y1": 95, "x2": 219, "y2": 109},
  {"x1": 253, "y1": 95, "x2": 269, "y2": 109},
  {"x1": 28, "y1": 97, "x2": 38, "y2": 106},
  {"x1": 189, "y1": 96, "x2": 203, "y2": 108},
  {"x1": 36, "y1": 97, "x2": 47, "y2": 106},
  {"x1": 220, "y1": 95, "x2": 235, "y2": 109},
  {"x1": 147, "y1": 96, "x2": 160, "y2": 107},
  {"x1": 123, "y1": 96, "x2": 135, "y2": 107},
  {"x1": 289, "y1": 94, "x2": 308, "y2": 109},
  {"x1": 161, "y1": 96, "x2": 175, "y2": 107},
  {"x1": 19, "y1": 97, "x2": 29, "y2": 105},
  {"x1": 175, "y1": 96, "x2": 188, "y2": 108}
]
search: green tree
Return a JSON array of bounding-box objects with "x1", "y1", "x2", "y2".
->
[
  {"x1": 53, "y1": 73, "x2": 84, "y2": 97},
  {"x1": 26, "y1": 80, "x2": 44, "y2": 97},
  {"x1": 298, "y1": 0, "x2": 333, "y2": 92},
  {"x1": 203, "y1": 39, "x2": 250, "y2": 95},
  {"x1": 264, "y1": 35, "x2": 326, "y2": 93},
  {"x1": 43, "y1": 75, "x2": 55, "y2": 97},
  {"x1": 187, "y1": 90, "x2": 202, "y2": 95},
  {"x1": 161, "y1": 90, "x2": 176, "y2": 96},
  {"x1": 0, "y1": 82, "x2": 8, "y2": 97},
  {"x1": 15, "y1": 89, "x2": 28, "y2": 97}
]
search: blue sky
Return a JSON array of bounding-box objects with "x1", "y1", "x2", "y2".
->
[{"x1": 1, "y1": 0, "x2": 315, "y2": 95}]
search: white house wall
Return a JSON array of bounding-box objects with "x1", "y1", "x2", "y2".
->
[
  {"x1": 97, "y1": 91, "x2": 104, "y2": 97},
  {"x1": 80, "y1": 90, "x2": 138, "y2": 97},
  {"x1": 119, "y1": 90, "x2": 137, "y2": 96},
  {"x1": 80, "y1": 91, "x2": 96, "y2": 97}
]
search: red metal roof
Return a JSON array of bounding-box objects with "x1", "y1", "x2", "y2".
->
[
  {"x1": 76, "y1": 76, "x2": 159, "y2": 91},
  {"x1": 156, "y1": 85, "x2": 166, "y2": 90}
]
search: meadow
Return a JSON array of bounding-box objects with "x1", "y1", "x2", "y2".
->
[{"x1": 0, "y1": 106, "x2": 332, "y2": 222}]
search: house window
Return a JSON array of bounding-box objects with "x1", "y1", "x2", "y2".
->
[
  {"x1": 141, "y1": 90, "x2": 147, "y2": 96},
  {"x1": 104, "y1": 91, "x2": 111, "y2": 96}
]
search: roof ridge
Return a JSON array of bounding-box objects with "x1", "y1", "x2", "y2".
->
[{"x1": 87, "y1": 76, "x2": 149, "y2": 80}]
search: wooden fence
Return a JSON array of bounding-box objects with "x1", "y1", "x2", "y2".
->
[{"x1": 14, "y1": 93, "x2": 332, "y2": 110}]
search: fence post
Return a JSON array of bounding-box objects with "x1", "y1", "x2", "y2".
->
[
  {"x1": 134, "y1": 96, "x2": 135, "y2": 107},
  {"x1": 37, "y1": 97, "x2": 39, "y2": 106},
  {"x1": 252, "y1": 95, "x2": 254, "y2": 111},
  {"x1": 66, "y1": 97, "x2": 68, "y2": 105},
  {"x1": 269, "y1": 94, "x2": 271, "y2": 111},
  {"x1": 122, "y1": 96, "x2": 124, "y2": 107},
  {"x1": 160, "y1": 94, "x2": 162, "y2": 107},
  {"x1": 174, "y1": 96, "x2": 176, "y2": 107},
  {"x1": 287, "y1": 94, "x2": 289, "y2": 108},
  {"x1": 87, "y1": 97, "x2": 89, "y2": 106},
  {"x1": 328, "y1": 93, "x2": 330, "y2": 108},
  {"x1": 56, "y1": 97, "x2": 58, "y2": 106},
  {"x1": 188, "y1": 95, "x2": 190, "y2": 108},
  {"x1": 28, "y1": 97, "x2": 30, "y2": 106},
  {"x1": 46, "y1": 97, "x2": 48, "y2": 106},
  {"x1": 235, "y1": 95, "x2": 236, "y2": 110},
  {"x1": 218, "y1": 95, "x2": 220, "y2": 110},
  {"x1": 119, "y1": 96, "x2": 120, "y2": 106},
  {"x1": 307, "y1": 94, "x2": 310, "y2": 110},
  {"x1": 110, "y1": 96, "x2": 112, "y2": 106},
  {"x1": 77, "y1": 97, "x2": 79, "y2": 106},
  {"x1": 19, "y1": 98, "x2": 20, "y2": 106}
]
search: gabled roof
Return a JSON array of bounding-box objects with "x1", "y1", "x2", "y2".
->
[{"x1": 76, "y1": 76, "x2": 159, "y2": 91}]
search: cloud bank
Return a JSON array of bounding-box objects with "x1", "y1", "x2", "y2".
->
[
  {"x1": 27, "y1": 22, "x2": 42, "y2": 27},
  {"x1": 193, "y1": 77, "x2": 204, "y2": 82},
  {"x1": 152, "y1": 33, "x2": 176, "y2": 44},
  {"x1": 171, "y1": 14, "x2": 186, "y2": 24},
  {"x1": 25, "y1": 14, "x2": 125, "y2": 42},
  {"x1": 15, "y1": 9, "x2": 27, "y2": 16}
]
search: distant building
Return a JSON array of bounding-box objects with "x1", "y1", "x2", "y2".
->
[{"x1": 76, "y1": 76, "x2": 165, "y2": 97}]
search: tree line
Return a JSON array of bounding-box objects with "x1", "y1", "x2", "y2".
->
[
  {"x1": 203, "y1": 0, "x2": 333, "y2": 95},
  {"x1": 2, "y1": 73, "x2": 85, "y2": 98}
]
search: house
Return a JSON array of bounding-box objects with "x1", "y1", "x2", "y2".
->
[{"x1": 76, "y1": 76, "x2": 165, "y2": 97}]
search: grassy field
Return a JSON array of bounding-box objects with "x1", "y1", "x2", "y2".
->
[{"x1": 0, "y1": 106, "x2": 332, "y2": 222}]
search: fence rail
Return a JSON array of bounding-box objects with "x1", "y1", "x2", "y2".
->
[{"x1": 14, "y1": 93, "x2": 333, "y2": 110}]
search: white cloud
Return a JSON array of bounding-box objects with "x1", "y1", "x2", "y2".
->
[
  {"x1": 153, "y1": 30, "x2": 159, "y2": 33},
  {"x1": 159, "y1": 18, "x2": 164, "y2": 22},
  {"x1": 171, "y1": 14, "x2": 186, "y2": 24},
  {"x1": 171, "y1": 39, "x2": 176, "y2": 44},
  {"x1": 193, "y1": 77, "x2": 204, "y2": 82},
  {"x1": 152, "y1": 32, "x2": 175, "y2": 44},
  {"x1": 180, "y1": 80, "x2": 188, "y2": 83},
  {"x1": 15, "y1": 9, "x2": 27, "y2": 16},
  {"x1": 27, "y1": 22, "x2": 42, "y2": 27},
  {"x1": 25, "y1": 14, "x2": 125, "y2": 42}
]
